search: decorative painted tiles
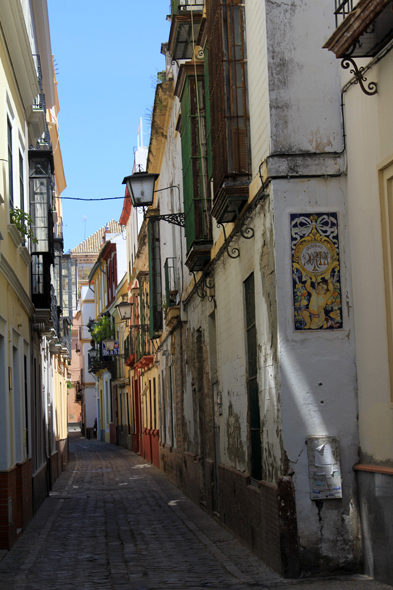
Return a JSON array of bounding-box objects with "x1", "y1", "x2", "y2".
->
[{"x1": 291, "y1": 213, "x2": 343, "y2": 331}]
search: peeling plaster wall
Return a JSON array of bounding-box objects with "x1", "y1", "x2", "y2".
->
[
  {"x1": 273, "y1": 177, "x2": 360, "y2": 571},
  {"x1": 213, "y1": 197, "x2": 283, "y2": 481},
  {"x1": 265, "y1": 0, "x2": 342, "y2": 154}
]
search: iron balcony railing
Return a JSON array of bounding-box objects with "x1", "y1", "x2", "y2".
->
[
  {"x1": 124, "y1": 332, "x2": 134, "y2": 361},
  {"x1": 32, "y1": 54, "x2": 45, "y2": 111},
  {"x1": 334, "y1": 0, "x2": 358, "y2": 27},
  {"x1": 134, "y1": 328, "x2": 152, "y2": 364},
  {"x1": 50, "y1": 285, "x2": 60, "y2": 339},
  {"x1": 164, "y1": 258, "x2": 179, "y2": 308}
]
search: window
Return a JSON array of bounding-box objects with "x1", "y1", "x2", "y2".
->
[
  {"x1": 7, "y1": 118, "x2": 13, "y2": 209},
  {"x1": 244, "y1": 273, "x2": 262, "y2": 480}
]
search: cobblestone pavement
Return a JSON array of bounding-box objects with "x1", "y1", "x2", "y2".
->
[{"x1": 0, "y1": 435, "x2": 391, "y2": 590}]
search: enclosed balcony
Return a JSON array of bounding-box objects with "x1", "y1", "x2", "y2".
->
[
  {"x1": 29, "y1": 145, "x2": 55, "y2": 310},
  {"x1": 62, "y1": 254, "x2": 77, "y2": 321},
  {"x1": 176, "y1": 62, "x2": 213, "y2": 272},
  {"x1": 169, "y1": 0, "x2": 204, "y2": 61},
  {"x1": 324, "y1": 0, "x2": 393, "y2": 58},
  {"x1": 207, "y1": 0, "x2": 251, "y2": 224}
]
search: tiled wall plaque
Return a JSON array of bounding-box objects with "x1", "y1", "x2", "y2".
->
[{"x1": 291, "y1": 213, "x2": 343, "y2": 331}]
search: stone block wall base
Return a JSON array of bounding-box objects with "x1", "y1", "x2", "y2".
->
[
  {"x1": 151, "y1": 432, "x2": 160, "y2": 469},
  {"x1": 0, "y1": 467, "x2": 18, "y2": 549},
  {"x1": 32, "y1": 462, "x2": 48, "y2": 515},
  {"x1": 50, "y1": 451, "x2": 59, "y2": 488},
  {"x1": 157, "y1": 450, "x2": 300, "y2": 576},
  {"x1": 57, "y1": 437, "x2": 69, "y2": 472},
  {"x1": 218, "y1": 466, "x2": 300, "y2": 578}
]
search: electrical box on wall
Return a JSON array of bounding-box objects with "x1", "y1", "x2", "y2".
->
[{"x1": 307, "y1": 436, "x2": 342, "y2": 500}]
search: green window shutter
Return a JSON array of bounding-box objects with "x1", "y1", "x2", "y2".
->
[
  {"x1": 148, "y1": 221, "x2": 163, "y2": 340},
  {"x1": 180, "y1": 73, "x2": 212, "y2": 253},
  {"x1": 181, "y1": 77, "x2": 195, "y2": 252}
]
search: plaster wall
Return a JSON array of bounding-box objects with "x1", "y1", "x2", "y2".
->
[
  {"x1": 343, "y1": 52, "x2": 393, "y2": 465},
  {"x1": 265, "y1": 0, "x2": 342, "y2": 154},
  {"x1": 273, "y1": 177, "x2": 359, "y2": 569},
  {"x1": 211, "y1": 197, "x2": 282, "y2": 480}
]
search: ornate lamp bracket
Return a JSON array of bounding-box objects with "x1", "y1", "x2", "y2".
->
[
  {"x1": 148, "y1": 212, "x2": 185, "y2": 227},
  {"x1": 341, "y1": 57, "x2": 377, "y2": 96}
]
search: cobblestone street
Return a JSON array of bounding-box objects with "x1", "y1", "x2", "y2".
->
[{"x1": 0, "y1": 435, "x2": 390, "y2": 590}]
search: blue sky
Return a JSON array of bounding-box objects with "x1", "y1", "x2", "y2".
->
[{"x1": 47, "y1": 0, "x2": 170, "y2": 252}]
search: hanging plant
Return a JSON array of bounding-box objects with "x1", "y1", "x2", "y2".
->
[
  {"x1": 10, "y1": 206, "x2": 38, "y2": 244},
  {"x1": 91, "y1": 315, "x2": 114, "y2": 343}
]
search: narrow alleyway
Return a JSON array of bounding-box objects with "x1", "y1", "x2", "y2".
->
[{"x1": 0, "y1": 436, "x2": 390, "y2": 590}]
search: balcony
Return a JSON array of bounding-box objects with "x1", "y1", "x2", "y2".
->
[
  {"x1": 324, "y1": 0, "x2": 393, "y2": 58},
  {"x1": 169, "y1": 1, "x2": 204, "y2": 61},
  {"x1": 164, "y1": 258, "x2": 179, "y2": 307},
  {"x1": 207, "y1": 0, "x2": 251, "y2": 223},
  {"x1": 88, "y1": 342, "x2": 111, "y2": 374},
  {"x1": 134, "y1": 328, "x2": 154, "y2": 369}
]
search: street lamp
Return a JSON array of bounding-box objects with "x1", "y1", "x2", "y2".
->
[
  {"x1": 122, "y1": 171, "x2": 159, "y2": 207},
  {"x1": 121, "y1": 171, "x2": 185, "y2": 227},
  {"x1": 115, "y1": 297, "x2": 133, "y2": 321},
  {"x1": 89, "y1": 346, "x2": 98, "y2": 361}
]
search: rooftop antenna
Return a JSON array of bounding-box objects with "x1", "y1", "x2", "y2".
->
[
  {"x1": 137, "y1": 117, "x2": 143, "y2": 149},
  {"x1": 83, "y1": 216, "x2": 87, "y2": 241}
]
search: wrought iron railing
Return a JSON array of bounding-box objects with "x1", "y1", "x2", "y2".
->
[
  {"x1": 124, "y1": 332, "x2": 134, "y2": 361},
  {"x1": 31, "y1": 54, "x2": 51, "y2": 145},
  {"x1": 50, "y1": 285, "x2": 60, "y2": 339},
  {"x1": 164, "y1": 258, "x2": 178, "y2": 307},
  {"x1": 54, "y1": 218, "x2": 63, "y2": 240},
  {"x1": 334, "y1": 0, "x2": 358, "y2": 27},
  {"x1": 134, "y1": 328, "x2": 152, "y2": 364},
  {"x1": 32, "y1": 54, "x2": 45, "y2": 110},
  {"x1": 62, "y1": 324, "x2": 72, "y2": 357}
]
